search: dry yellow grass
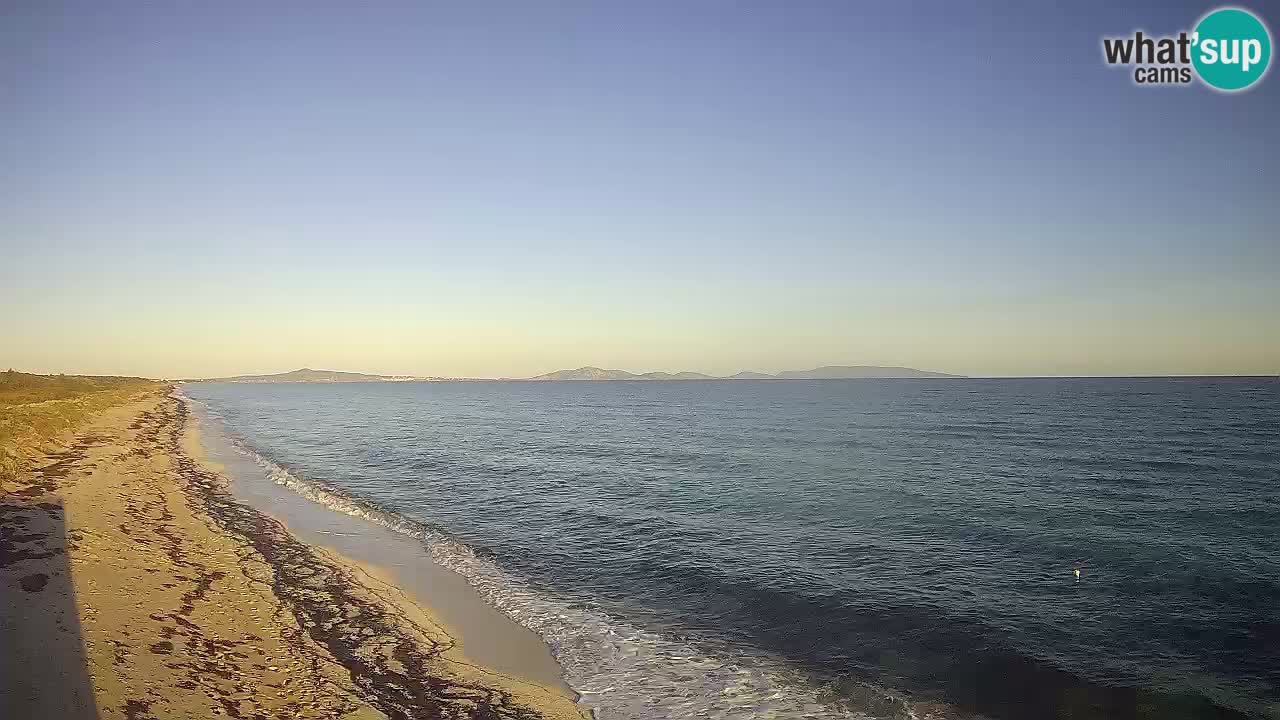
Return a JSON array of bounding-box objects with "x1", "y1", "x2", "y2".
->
[{"x1": 0, "y1": 370, "x2": 163, "y2": 484}]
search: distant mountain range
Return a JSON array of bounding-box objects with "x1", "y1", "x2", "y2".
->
[
  {"x1": 523, "y1": 365, "x2": 962, "y2": 381},
  {"x1": 188, "y1": 368, "x2": 430, "y2": 383},
  {"x1": 187, "y1": 365, "x2": 963, "y2": 384}
]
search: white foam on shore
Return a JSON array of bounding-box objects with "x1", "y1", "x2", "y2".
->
[{"x1": 181, "y1": 394, "x2": 932, "y2": 720}]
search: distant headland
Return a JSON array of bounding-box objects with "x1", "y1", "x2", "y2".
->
[{"x1": 187, "y1": 365, "x2": 963, "y2": 383}]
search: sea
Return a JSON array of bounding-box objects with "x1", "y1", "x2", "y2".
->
[{"x1": 179, "y1": 378, "x2": 1280, "y2": 720}]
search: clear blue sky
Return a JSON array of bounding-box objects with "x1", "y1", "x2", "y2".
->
[{"x1": 3, "y1": 1, "x2": 1277, "y2": 377}]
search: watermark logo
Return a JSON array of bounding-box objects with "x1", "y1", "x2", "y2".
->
[{"x1": 1102, "y1": 6, "x2": 1271, "y2": 92}]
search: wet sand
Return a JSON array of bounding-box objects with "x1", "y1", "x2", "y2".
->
[{"x1": 1, "y1": 390, "x2": 584, "y2": 720}]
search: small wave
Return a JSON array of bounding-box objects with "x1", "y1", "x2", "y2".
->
[{"x1": 182, "y1": 395, "x2": 950, "y2": 720}]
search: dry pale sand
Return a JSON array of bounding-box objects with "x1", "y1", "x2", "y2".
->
[{"x1": 1, "y1": 390, "x2": 585, "y2": 720}]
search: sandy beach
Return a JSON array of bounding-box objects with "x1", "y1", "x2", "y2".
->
[{"x1": 1, "y1": 388, "x2": 584, "y2": 720}]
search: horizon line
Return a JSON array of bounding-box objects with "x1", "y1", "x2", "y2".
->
[{"x1": 6, "y1": 368, "x2": 1277, "y2": 382}]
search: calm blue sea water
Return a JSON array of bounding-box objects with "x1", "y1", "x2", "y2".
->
[{"x1": 182, "y1": 378, "x2": 1280, "y2": 719}]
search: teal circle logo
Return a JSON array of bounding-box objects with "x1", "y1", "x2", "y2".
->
[{"x1": 1192, "y1": 7, "x2": 1272, "y2": 91}]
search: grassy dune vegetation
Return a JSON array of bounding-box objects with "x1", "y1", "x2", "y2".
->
[{"x1": 0, "y1": 370, "x2": 162, "y2": 483}]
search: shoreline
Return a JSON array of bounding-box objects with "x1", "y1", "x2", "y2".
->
[
  {"x1": 181, "y1": 393, "x2": 577, "y2": 698},
  {"x1": 1, "y1": 389, "x2": 584, "y2": 719}
]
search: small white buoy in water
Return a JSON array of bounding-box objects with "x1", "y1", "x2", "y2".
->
[{"x1": 1074, "y1": 567, "x2": 1082, "y2": 581}]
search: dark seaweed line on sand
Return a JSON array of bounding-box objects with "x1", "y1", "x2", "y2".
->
[{"x1": 151, "y1": 394, "x2": 548, "y2": 720}]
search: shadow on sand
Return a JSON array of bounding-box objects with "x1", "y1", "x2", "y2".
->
[{"x1": 1, "y1": 496, "x2": 98, "y2": 719}]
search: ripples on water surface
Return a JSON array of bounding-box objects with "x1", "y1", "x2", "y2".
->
[{"x1": 182, "y1": 378, "x2": 1280, "y2": 719}]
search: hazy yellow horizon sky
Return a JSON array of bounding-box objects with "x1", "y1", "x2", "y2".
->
[{"x1": 5, "y1": 260, "x2": 1277, "y2": 379}]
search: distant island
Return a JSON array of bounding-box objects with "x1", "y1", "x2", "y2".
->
[
  {"x1": 523, "y1": 365, "x2": 963, "y2": 381},
  {"x1": 186, "y1": 365, "x2": 963, "y2": 384},
  {"x1": 187, "y1": 368, "x2": 434, "y2": 383}
]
